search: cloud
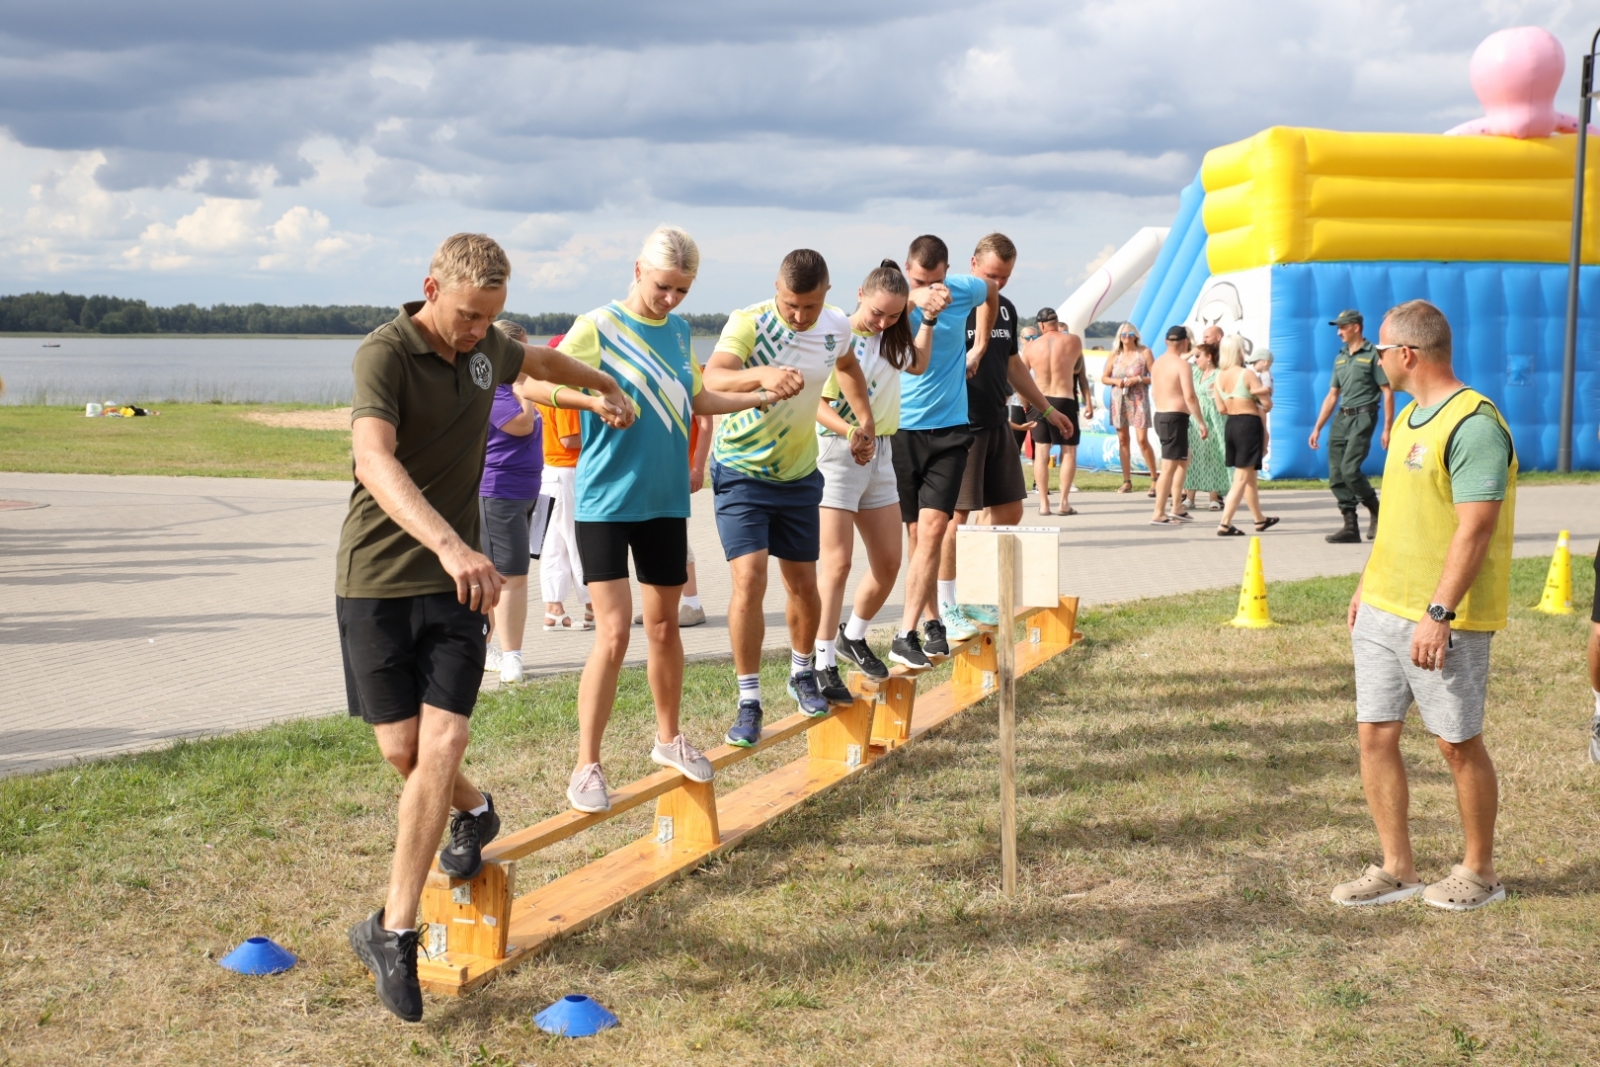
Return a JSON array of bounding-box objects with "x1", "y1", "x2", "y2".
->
[{"x1": 124, "y1": 198, "x2": 367, "y2": 272}]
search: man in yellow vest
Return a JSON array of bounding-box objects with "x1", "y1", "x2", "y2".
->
[{"x1": 1332, "y1": 300, "x2": 1515, "y2": 913}]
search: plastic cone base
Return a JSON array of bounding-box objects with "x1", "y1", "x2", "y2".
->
[
  {"x1": 535, "y1": 994, "x2": 619, "y2": 1037},
  {"x1": 219, "y1": 936, "x2": 297, "y2": 975}
]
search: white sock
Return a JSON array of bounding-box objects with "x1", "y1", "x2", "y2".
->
[
  {"x1": 683, "y1": 593, "x2": 702, "y2": 610},
  {"x1": 468, "y1": 799, "x2": 489, "y2": 816},
  {"x1": 937, "y1": 579, "x2": 957, "y2": 609},
  {"x1": 502, "y1": 649, "x2": 522, "y2": 663},
  {"x1": 816, "y1": 639, "x2": 836, "y2": 668},
  {"x1": 737, "y1": 673, "x2": 762, "y2": 705},
  {"x1": 791, "y1": 648, "x2": 812, "y2": 676},
  {"x1": 845, "y1": 612, "x2": 871, "y2": 641},
  {"x1": 897, "y1": 628, "x2": 914, "y2": 640}
]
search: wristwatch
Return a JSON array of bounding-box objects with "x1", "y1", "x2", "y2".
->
[{"x1": 1426, "y1": 604, "x2": 1456, "y2": 623}]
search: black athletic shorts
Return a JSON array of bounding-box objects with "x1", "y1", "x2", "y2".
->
[
  {"x1": 891, "y1": 426, "x2": 975, "y2": 522},
  {"x1": 1154, "y1": 411, "x2": 1190, "y2": 461},
  {"x1": 1591, "y1": 543, "x2": 1599, "y2": 624},
  {"x1": 1029, "y1": 397, "x2": 1081, "y2": 447},
  {"x1": 576, "y1": 516, "x2": 689, "y2": 585},
  {"x1": 956, "y1": 425, "x2": 1027, "y2": 512},
  {"x1": 479, "y1": 496, "x2": 535, "y2": 577},
  {"x1": 338, "y1": 593, "x2": 489, "y2": 724},
  {"x1": 1008, "y1": 404, "x2": 1030, "y2": 451},
  {"x1": 1225, "y1": 413, "x2": 1265, "y2": 471}
]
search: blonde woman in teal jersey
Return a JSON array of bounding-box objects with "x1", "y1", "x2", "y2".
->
[
  {"x1": 813, "y1": 260, "x2": 934, "y2": 697},
  {"x1": 557, "y1": 226, "x2": 771, "y2": 814}
]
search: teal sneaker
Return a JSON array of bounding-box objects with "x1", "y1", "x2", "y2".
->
[
  {"x1": 938, "y1": 603, "x2": 978, "y2": 641},
  {"x1": 961, "y1": 603, "x2": 1000, "y2": 627}
]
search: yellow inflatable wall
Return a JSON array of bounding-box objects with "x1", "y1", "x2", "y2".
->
[{"x1": 1201, "y1": 127, "x2": 1600, "y2": 274}]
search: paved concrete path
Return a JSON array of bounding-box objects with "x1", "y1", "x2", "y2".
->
[{"x1": 3, "y1": 471, "x2": 1595, "y2": 776}]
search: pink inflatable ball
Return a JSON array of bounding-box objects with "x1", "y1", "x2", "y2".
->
[
  {"x1": 1444, "y1": 26, "x2": 1588, "y2": 138},
  {"x1": 1470, "y1": 27, "x2": 1564, "y2": 137}
]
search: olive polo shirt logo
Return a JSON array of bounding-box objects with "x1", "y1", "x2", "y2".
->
[{"x1": 469, "y1": 352, "x2": 493, "y2": 390}]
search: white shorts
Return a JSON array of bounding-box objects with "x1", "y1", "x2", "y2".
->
[
  {"x1": 1352, "y1": 604, "x2": 1492, "y2": 743},
  {"x1": 818, "y1": 434, "x2": 898, "y2": 512}
]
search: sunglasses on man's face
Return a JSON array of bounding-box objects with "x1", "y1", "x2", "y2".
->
[{"x1": 1373, "y1": 343, "x2": 1415, "y2": 353}]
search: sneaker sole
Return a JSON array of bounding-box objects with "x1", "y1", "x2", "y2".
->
[
  {"x1": 1331, "y1": 884, "x2": 1424, "y2": 907},
  {"x1": 566, "y1": 790, "x2": 611, "y2": 814},
  {"x1": 725, "y1": 735, "x2": 756, "y2": 748},
  {"x1": 650, "y1": 750, "x2": 715, "y2": 783},
  {"x1": 888, "y1": 652, "x2": 931, "y2": 670},
  {"x1": 1423, "y1": 886, "x2": 1506, "y2": 912},
  {"x1": 839, "y1": 656, "x2": 889, "y2": 680},
  {"x1": 786, "y1": 683, "x2": 831, "y2": 717},
  {"x1": 437, "y1": 853, "x2": 484, "y2": 882}
]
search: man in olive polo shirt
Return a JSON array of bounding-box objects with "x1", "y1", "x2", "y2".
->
[
  {"x1": 1309, "y1": 309, "x2": 1395, "y2": 543},
  {"x1": 340, "y1": 233, "x2": 631, "y2": 1023}
]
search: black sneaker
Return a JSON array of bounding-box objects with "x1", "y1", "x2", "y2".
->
[
  {"x1": 837, "y1": 624, "x2": 888, "y2": 680},
  {"x1": 818, "y1": 665, "x2": 853, "y2": 705},
  {"x1": 726, "y1": 698, "x2": 764, "y2": 747},
  {"x1": 890, "y1": 629, "x2": 931, "y2": 670},
  {"x1": 348, "y1": 910, "x2": 423, "y2": 1022},
  {"x1": 922, "y1": 617, "x2": 950, "y2": 658},
  {"x1": 787, "y1": 670, "x2": 831, "y2": 717},
  {"x1": 438, "y1": 791, "x2": 500, "y2": 882}
]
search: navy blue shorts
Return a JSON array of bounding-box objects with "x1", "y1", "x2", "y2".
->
[{"x1": 711, "y1": 461, "x2": 824, "y2": 562}]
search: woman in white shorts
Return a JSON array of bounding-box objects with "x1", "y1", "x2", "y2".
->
[{"x1": 813, "y1": 260, "x2": 933, "y2": 695}]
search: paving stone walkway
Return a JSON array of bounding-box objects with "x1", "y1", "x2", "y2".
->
[{"x1": 2, "y1": 471, "x2": 1594, "y2": 776}]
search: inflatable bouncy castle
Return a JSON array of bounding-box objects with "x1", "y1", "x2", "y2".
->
[{"x1": 1082, "y1": 27, "x2": 1600, "y2": 478}]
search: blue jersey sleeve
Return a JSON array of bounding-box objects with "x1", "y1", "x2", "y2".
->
[{"x1": 945, "y1": 273, "x2": 990, "y2": 317}]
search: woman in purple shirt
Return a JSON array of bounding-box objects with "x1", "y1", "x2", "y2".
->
[{"x1": 481, "y1": 320, "x2": 545, "y2": 683}]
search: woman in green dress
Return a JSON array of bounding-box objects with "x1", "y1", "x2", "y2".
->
[{"x1": 1184, "y1": 341, "x2": 1229, "y2": 509}]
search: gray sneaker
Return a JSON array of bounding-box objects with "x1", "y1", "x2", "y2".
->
[
  {"x1": 679, "y1": 603, "x2": 707, "y2": 627},
  {"x1": 651, "y1": 734, "x2": 714, "y2": 782},
  {"x1": 1589, "y1": 713, "x2": 1600, "y2": 764},
  {"x1": 566, "y1": 763, "x2": 610, "y2": 813}
]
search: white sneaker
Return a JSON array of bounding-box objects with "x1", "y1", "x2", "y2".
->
[
  {"x1": 566, "y1": 763, "x2": 610, "y2": 813},
  {"x1": 499, "y1": 651, "x2": 524, "y2": 684},
  {"x1": 651, "y1": 734, "x2": 714, "y2": 782}
]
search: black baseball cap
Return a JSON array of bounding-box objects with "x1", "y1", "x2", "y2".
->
[
  {"x1": 1035, "y1": 307, "x2": 1058, "y2": 323},
  {"x1": 1165, "y1": 325, "x2": 1189, "y2": 341}
]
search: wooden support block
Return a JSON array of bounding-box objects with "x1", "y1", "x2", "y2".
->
[
  {"x1": 807, "y1": 695, "x2": 874, "y2": 766},
  {"x1": 655, "y1": 777, "x2": 720, "y2": 849},
  {"x1": 853, "y1": 672, "x2": 916, "y2": 748},
  {"x1": 1027, "y1": 595, "x2": 1079, "y2": 648},
  {"x1": 418, "y1": 858, "x2": 515, "y2": 963},
  {"x1": 951, "y1": 632, "x2": 998, "y2": 690}
]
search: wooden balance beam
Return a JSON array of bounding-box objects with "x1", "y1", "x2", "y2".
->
[{"x1": 414, "y1": 595, "x2": 1083, "y2": 995}]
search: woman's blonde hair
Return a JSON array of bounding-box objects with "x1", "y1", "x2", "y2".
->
[
  {"x1": 494, "y1": 319, "x2": 528, "y2": 343},
  {"x1": 637, "y1": 225, "x2": 699, "y2": 277},
  {"x1": 1110, "y1": 321, "x2": 1141, "y2": 357},
  {"x1": 1219, "y1": 333, "x2": 1249, "y2": 370}
]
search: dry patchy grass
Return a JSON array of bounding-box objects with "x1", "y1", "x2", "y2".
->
[{"x1": 2, "y1": 559, "x2": 1598, "y2": 1066}]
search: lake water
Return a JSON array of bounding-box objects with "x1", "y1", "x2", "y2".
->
[{"x1": 0, "y1": 336, "x2": 722, "y2": 406}]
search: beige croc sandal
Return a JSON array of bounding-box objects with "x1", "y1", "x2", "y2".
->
[
  {"x1": 1330, "y1": 864, "x2": 1425, "y2": 907},
  {"x1": 1423, "y1": 864, "x2": 1505, "y2": 911}
]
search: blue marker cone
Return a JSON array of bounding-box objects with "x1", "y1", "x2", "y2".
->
[
  {"x1": 219, "y1": 936, "x2": 297, "y2": 975},
  {"x1": 534, "y1": 994, "x2": 618, "y2": 1037}
]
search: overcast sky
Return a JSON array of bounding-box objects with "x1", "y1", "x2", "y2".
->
[{"x1": 0, "y1": 1, "x2": 1592, "y2": 317}]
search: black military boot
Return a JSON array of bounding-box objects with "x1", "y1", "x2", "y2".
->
[
  {"x1": 1365, "y1": 499, "x2": 1379, "y2": 540},
  {"x1": 1325, "y1": 509, "x2": 1362, "y2": 543}
]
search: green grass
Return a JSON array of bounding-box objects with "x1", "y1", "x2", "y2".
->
[
  {"x1": 0, "y1": 403, "x2": 351, "y2": 479},
  {"x1": 3, "y1": 557, "x2": 1597, "y2": 1065}
]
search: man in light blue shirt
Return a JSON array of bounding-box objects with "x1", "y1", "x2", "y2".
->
[{"x1": 887, "y1": 234, "x2": 998, "y2": 670}]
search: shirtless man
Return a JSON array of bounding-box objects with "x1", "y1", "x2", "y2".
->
[
  {"x1": 1022, "y1": 308, "x2": 1093, "y2": 516},
  {"x1": 1149, "y1": 328, "x2": 1207, "y2": 524}
]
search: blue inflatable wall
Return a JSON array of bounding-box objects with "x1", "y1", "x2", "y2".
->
[
  {"x1": 1267, "y1": 261, "x2": 1600, "y2": 478},
  {"x1": 1131, "y1": 172, "x2": 1208, "y2": 348}
]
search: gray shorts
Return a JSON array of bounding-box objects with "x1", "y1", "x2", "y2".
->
[
  {"x1": 1352, "y1": 604, "x2": 1491, "y2": 743},
  {"x1": 818, "y1": 434, "x2": 898, "y2": 512},
  {"x1": 479, "y1": 496, "x2": 535, "y2": 577}
]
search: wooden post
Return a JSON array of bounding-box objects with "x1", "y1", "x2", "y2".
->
[{"x1": 996, "y1": 533, "x2": 1018, "y2": 899}]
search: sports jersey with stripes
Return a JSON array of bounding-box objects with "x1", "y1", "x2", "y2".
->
[{"x1": 819, "y1": 328, "x2": 901, "y2": 438}]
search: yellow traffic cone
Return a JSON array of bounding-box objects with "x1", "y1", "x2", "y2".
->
[
  {"x1": 1230, "y1": 536, "x2": 1273, "y2": 628},
  {"x1": 1534, "y1": 530, "x2": 1573, "y2": 615}
]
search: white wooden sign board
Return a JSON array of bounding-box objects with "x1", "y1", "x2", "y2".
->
[{"x1": 954, "y1": 526, "x2": 1061, "y2": 609}]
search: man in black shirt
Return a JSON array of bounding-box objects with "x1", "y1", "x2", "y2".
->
[{"x1": 938, "y1": 233, "x2": 1071, "y2": 627}]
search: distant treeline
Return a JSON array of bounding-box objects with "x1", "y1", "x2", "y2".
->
[{"x1": 0, "y1": 292, "x2": 730, "y2": 337}]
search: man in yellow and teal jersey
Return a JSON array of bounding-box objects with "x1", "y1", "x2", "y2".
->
[{"x1": 702, "y1": 249, "x2": 875, "y2": 746}]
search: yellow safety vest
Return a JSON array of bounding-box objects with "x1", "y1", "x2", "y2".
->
[{"x1": 1361, "y1": 388, "x2": 1516, "y2": 632}]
